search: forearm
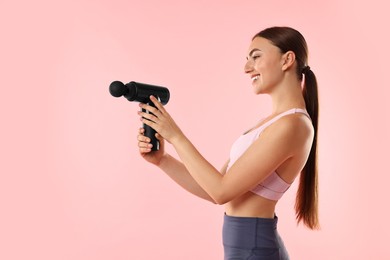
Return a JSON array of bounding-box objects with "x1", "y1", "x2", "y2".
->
[
  {"x1": 157, "y1": 153, "x2": 216, "y2": 203},
  {"x1": 137, "y1": 98, "x2": 224, "y2": 204},
  {"x1": 172, "y1": 136, "x2": 224, "y2": 204}
]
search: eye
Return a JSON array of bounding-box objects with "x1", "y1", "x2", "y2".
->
[{"x1": 252, "y1": 55, "x2": 261, "y2": 60}]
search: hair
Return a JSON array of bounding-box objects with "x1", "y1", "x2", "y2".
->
[{"x1": 253, "y1": 27, "x2": 320, "y2": 230}]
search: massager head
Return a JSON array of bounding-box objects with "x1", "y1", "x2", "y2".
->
[{"x1": 109, "y1": 81, "x2": 170, "y2": 105}]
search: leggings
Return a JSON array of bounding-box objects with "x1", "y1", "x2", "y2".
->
[{"x1": 223, "y1": 213, "x2": 290, "y2": 260}]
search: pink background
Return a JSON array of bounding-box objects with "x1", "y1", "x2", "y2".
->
[{"x1": 1, "y1": 0, "x2": 389, "y2": 259}]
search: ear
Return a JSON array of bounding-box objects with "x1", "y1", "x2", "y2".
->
[{"x1": 281, "y1": 51, "x2": 296, "y2": 71}]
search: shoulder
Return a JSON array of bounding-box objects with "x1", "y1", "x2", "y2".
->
[{"x1": 259, "y1": 113, "x2": 314, "y2": 153}]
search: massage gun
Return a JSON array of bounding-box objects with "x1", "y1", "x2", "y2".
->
[{"x1": 109, "y1": 81, "x2": 170, "y2": 151}]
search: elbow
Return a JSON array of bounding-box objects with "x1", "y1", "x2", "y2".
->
[
  {"x1": 214, "y1": 199, "x2": 226, "y2": 205},
  {"x1": 209, "y1": 197, "x2": 222, "y2": 205},
  {"x1": 203, "y1": 194, "x2": 223, "y2": 205},
  {"x1": 215, "y1": 198, "x2": 230, "y2": 205},
  {"x1": 210, "y1": 199, "x2": 219, "y2": 205},
  {"x1": 213, "y1": 192, "x2": 231, "y2": 205},
  {"x1": 207, "y1": 184, "x2": 233, "y2": 205},
  {"x1": 210, "y1": 197, "x2": 224, "y2": 205}
]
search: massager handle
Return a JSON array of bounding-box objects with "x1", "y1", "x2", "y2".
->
[{"x1": 142, "y1": 103, "x2": 159, "y2": 151}]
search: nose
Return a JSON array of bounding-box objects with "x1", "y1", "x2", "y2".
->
[{"x1": 244, "y1": 59, "x2": 253, "y2": 74}]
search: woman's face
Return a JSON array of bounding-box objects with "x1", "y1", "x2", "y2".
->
[{"x1": 244, "y1": 37, "x2": 284, "y2": 94}]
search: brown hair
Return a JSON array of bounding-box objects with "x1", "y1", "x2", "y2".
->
[{"x1": 253, "y1": 27, "x2": 320, "y2": 229}]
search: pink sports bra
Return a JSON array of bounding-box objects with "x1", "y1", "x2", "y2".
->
[{"x1": 226, "y1": 108, "x2": 311, "y2": 201}]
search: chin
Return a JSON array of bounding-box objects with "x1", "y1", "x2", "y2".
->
[
  {"x1": 253, "y1": 82, "x2": 274, "y2": 95},
  {"x1": 252, "y1": 85, "x2": 267, "y2": 95}
]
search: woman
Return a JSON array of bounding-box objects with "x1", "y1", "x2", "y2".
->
[{"x1": 137, "y1": 26, "x2": 319, "y2": 260}]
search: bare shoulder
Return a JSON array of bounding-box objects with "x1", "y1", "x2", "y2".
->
[{"x1": 260, "y1": 113, "x2": 314, "y2": 152}]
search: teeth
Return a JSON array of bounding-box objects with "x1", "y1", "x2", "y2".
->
[{"x1": 252, "y1": 75, "x2": 259, "y2": 82}]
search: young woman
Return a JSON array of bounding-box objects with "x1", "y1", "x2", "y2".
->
[{"x1": 137, "y1": 26, "x2": 319, "y2": 260}]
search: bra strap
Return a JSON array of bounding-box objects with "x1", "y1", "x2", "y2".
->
[{"x1": 255, "y1": 108, "x2": 311, "y2": 138}]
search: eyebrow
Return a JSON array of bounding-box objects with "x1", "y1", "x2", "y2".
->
[{"x1": 246, "y1": 48, "x2": 262, "y2": 60}]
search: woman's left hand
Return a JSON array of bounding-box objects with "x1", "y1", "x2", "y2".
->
[{"x1": 138, "y1": 95, "x2": 185, "y2": 145}]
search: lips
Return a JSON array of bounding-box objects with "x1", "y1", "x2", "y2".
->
[{"x1": 251, "y1": 74, "x2": 260, "y2": 82}]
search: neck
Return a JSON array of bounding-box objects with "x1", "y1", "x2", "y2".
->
[{"x1": 269, "y1": 77, "x2": 306, "y2": 115}]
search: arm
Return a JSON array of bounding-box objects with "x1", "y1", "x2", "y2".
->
[
  {"x1": 157, "y1": 153, "x2": 217, "y2": 203},
  {"x1": 137, "y1": 126, "x2": 229, "y2": 204},
  {"x1": 139, "y1": 96, "x2": 312, "y2": 205},
  {"x1": 170, "y1": 118, "x2": 311, "y2": 204}
]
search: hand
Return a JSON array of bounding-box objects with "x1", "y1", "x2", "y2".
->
[
  {"x1": 137, "y1": 127, "x2": 165, "y2": 165},
  {"x1": 138, "y1": 95, "x2": 185, "y2": 145}
]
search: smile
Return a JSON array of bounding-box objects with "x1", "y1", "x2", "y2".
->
[{"x1": 251, "y1": 75, "x2": 260, "y2": 82}]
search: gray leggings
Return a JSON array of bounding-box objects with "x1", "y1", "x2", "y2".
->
[{"x1": 223, "y1": 213, "x2": 290, "y2": 260}]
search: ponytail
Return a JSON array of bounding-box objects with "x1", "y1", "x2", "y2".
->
[
  {"x1": 295, "y1": 67, "x2": 320, "y2": 229},
  {"x1": 254, "y1": 26, "x2": 320, "y2": 230}
]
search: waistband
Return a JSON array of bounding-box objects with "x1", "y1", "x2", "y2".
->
[{"x1": 223, "y1": 213, "x2": 279, "y2": 249}]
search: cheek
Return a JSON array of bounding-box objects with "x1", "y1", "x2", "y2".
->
[
  {"x1": 259, "y1": 64, "x2": 282, "y2": 88},
  {"x1": 254, "y1": 58, "x2": 273, "y2": 72},
  {"x1": 261, "y1": 61, "x2": 282, "y2": 79},
  {"x1": 254, "y1": 62, "x2": 266, "y2": 74}
]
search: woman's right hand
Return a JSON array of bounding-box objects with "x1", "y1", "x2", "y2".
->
[{"x1": 137, "y1": 127, "x2": 166, "y2": 166}]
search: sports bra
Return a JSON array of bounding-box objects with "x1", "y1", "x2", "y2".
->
[{"x1": 226, "y1": 108, "x2": 311, "y2": 201}]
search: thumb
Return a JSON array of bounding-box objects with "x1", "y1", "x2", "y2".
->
[
  {"x1": 155, "y1": 133, "x2": 165, "y2": 149},
  {"x1": 155, "y1": 132, "x2": 164, "y2": 141}
]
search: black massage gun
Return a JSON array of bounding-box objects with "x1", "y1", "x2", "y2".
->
[{"x1": 109, "y1": 81, "x2": 170, "y2": 151}]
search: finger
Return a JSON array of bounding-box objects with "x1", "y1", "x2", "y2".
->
[
  {"x1": 139, "y1": 147, "x2": 152, "y2": 153},
  {"x1": 138, "y1": 111, "x2": 158, "y2": 122},
  {"x1": 149, "y1": 95, "x2": 166, "y2": 113},
  {"x1": 139, "y1": 127, "x2": 145, "y2": 134},
  {"x1": 137, "y1": 134, "x2": 151, "y2": 143},
  {"x1": 139, "y1": 102, "x2": 161, "y2": 116},
  {"x1": 138, "y1": 141, "x2": 153, "y2": 149},
  {"x1": 155, "y1": 133, "x2": 164, "y2": 141},
  {"x1": 141, "y1": 117, "x2": 158, "y2": 131}
]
